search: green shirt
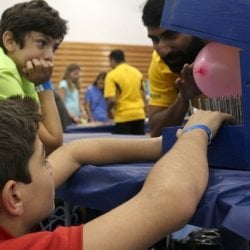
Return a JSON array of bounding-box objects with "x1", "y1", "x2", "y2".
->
[{"x1": 0, "y1": 47, "x2": 38, "y2": 100}]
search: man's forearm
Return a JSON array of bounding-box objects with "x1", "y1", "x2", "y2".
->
[{"x1": 149, "y1": 94, "x2": 190, "y2": 137}]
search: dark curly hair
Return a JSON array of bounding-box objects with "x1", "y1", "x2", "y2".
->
[{"x1": 0, "y1": 0, "x2": 67, "y2": 52}]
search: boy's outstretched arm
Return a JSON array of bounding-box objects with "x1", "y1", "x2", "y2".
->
[
  {"x1": 82, "y1": 110, "x2": 232, "y2": 250},
  {"x1": 49, "y1": 110, "x2": 233, "y2": 250},
  {"x1": 49, "y1": 136, "x2": 162, "y2": 189}
]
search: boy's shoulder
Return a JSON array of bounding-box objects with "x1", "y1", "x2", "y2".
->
[
  {"x1": 0, "y1": 47, "x2": 38, "y2": 99},
  {"x1": 0, "y1": 47, "x2": 17, "y2": 71},
  {"x1": 0, "y1": 47, "x2": 23, "y2": 85},
  {"x1": 0, "y1": 225, "x2": 83, "y2": 249}
]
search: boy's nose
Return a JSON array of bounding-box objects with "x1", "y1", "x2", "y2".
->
[{"x1": 44, "y1": 48, "x2": 54, "y2": 61}]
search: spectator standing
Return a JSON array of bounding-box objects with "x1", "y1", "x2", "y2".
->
[
  {"x1": 84, "y1": 71, "x2": 109, "y2": 123},
  {"x1": 104, "y1": 49, "x2": 146, "y2": 135},
  {"x1": 59, "y1": 63, "x2": 86, "y2": 124}
]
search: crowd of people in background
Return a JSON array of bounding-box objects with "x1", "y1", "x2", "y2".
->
[{"x1": 56, "y1": 49, "x2": 148, "y2": 135}]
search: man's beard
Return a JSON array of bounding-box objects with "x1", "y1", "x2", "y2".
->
[{"x1": 162, "y1": 37, "x2": 206, "y2": 73}]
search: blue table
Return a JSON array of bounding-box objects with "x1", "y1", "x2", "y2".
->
[
  {"x1": 64, "y1": 122, "x2": 115, "y2": 133},
  {"x1": 63, "y1": 132, "x2": 148, "y2": 143},
  {"x1": 64, "y1": 119, "x2": 150, "y2": 134},
  {"x1": 57, "y1": 162, "x2": 250, "y2": 240}
]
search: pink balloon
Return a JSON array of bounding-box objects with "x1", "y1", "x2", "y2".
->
[{"x1": 193, "y1": 42, "x2": 241, "y2": 97}]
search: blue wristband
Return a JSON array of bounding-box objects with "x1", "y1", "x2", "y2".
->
[
  {"x1": 181, "y1": 124, "x2": 212, "y2": 144},
  {"x1": 35, "y1": 80, "x2": 54, "y2": 92}
]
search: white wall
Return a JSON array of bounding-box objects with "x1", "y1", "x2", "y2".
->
[{"x1": 0, "y1": 0, "x2": 151, "y2": 45}]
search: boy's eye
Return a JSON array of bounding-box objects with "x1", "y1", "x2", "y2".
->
[{"x1": 36, "y1": 39, "x2": 47, "y2": 47}]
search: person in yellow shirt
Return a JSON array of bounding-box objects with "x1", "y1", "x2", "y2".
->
[
  {"x1": 142, "y1": 1, "x2": 250, "y2": 249},
  {"x1": 142, "y1": 0, "x2": 207, "y2": 137},
  {"x1": 104, "y1": 49, "x2": 146, "y2": 135},
  {"x1": 148, "y1": 51, "x2": 179, "y2": 108}
]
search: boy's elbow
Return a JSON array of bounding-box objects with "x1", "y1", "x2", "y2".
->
[
  {"x1": 170, "y1": 186, "x2": 204, "y2": 228},
  {"x1": 45, "y1": 136, "x2": 63, "y2": 154},
  {"x1": 177, "y1": 195, "x2": 198, "y2": 223},
  {"x1": 53, "y1": 136, "x2": 63, "y2": 148},
  {"x1": 150, "y1": 185, "x2": 201, "y2": 228}
]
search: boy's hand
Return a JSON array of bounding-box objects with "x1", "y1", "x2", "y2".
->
[
  {"x1": 22, "y1": 58, "x2": 54, "y2": 85},
  {"x1": 177, "y1": 110, "x2": 235, "y2": 140}
]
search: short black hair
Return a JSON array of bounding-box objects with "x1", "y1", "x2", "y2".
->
[
  {"x1": 109, "y1": 49, "x2": 125, "y2": 63},
  {"x1": 142, "y1": 0, "x2": 165, "y2": 27}
]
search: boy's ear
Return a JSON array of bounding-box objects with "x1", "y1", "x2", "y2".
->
[
  {"x1": 1, "y1": 180, "x2": 24, "y2": 216},
  {"x1": 2, "y1": 31, "x2": 17, "y2": 53}
]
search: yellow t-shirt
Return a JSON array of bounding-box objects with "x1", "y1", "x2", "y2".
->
[
  {"x1": 104, "y1": 63, "x2": 145, "y2": 123},
  {"x1": 148, "y1": 51, "x2": 179, "y2": 107}
]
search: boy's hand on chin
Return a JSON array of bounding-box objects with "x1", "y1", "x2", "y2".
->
[{"x1": 22, "y1": 59, "x2": 54, "y2": 85}]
